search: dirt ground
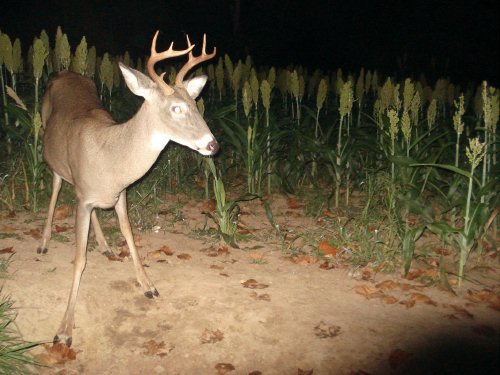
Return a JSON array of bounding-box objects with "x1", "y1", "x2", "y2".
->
[{"x1": 1, "y1": 195, "x2": 499, "y2": 375}]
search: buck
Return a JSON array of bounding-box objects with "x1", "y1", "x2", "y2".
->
[{"x1": 38, "y1": 31, "x2": 217, "y2": 347}]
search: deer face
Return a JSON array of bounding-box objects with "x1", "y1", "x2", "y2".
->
[{"x1": 119, "y1": 63, "x2": 218, "y2": 156}]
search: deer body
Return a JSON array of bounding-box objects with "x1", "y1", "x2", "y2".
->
[{"x1": 38, "y1": 32, "x2": 217, "y2": 347}]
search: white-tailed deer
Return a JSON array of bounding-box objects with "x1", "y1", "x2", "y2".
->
[{"x1": 39, "y1": 31, "x2": 217, "y2": 347}]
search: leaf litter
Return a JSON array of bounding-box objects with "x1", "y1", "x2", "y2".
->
[
  {"x1": 314, "y1": 321, "x2": 341, "y2": 338},
  {"x1": 141, "y1": 339, "x2": 174, "y2": 357},
  {"x1": 200, "y1": 328, "x2": 224, "y2": 344},
  {"x1": 242, "y1": 279, "x2": 269, "y2": 289},
  {"x1": 34, "y1": 343, "x2": 78, "y2": 365}
]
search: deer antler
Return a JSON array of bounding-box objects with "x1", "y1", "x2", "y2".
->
[
  {"x1": 175, "y1": 34, "x2": 216, "y2": 87},
  {"x1": 147, "y1": 31, "x2": 195, "y2": 95}
]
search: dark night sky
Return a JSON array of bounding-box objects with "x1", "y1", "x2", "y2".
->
[{"x1": 1, "y1": 0, "x2": 498, "y2": 85}]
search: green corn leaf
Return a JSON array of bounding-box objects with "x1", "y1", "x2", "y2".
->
[{"x1": 402, "y1": 226, "x2": 425, "y2": 275}]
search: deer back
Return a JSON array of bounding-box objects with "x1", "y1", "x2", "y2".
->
[{"x1": 42, "y1": 72, "x2": 116, "y2": 186}]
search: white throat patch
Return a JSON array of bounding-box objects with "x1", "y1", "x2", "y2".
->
[{"x1": 150, "y1": 132, "x2": 170, "y2": 150}]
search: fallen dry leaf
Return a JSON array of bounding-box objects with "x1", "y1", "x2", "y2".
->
[
  {"x1": 34, "y1": 343, "x2": 77, "y2": 365},
  {"x1": 248, "y1": 251, "x2": 265, "y2": 261},
  {"x1": 106, "y1": 254, "x2": 123, "y2": 262},
  {"x1": 472, "y1": 324, "x2": 496, "y2": 338},
  {"x1": 201, "y1": 199, "x2": 216, "y2": 212},
  {"x1": 118, "y1": 249, "x2": 130, "y2": 258},
  {"x1": 215, "y1": 363, "x2": 235, "y2": 374},
  {"x1": 286, "y1": 197, "x2": 302, "y2": 209},
  {"x1": 375, "y1": 280, "x2": 399, "y2": 291},
  {"x1": 388, "y1": 348, "x2": 412, "y2": 369},
  {"x1": 434, "y1": 247, "x2": 450, "y2": 256},
  {"x1": 201, "y1": 245, "x2": 230, "y2": 257},
  {"x1": 382, "y1": 295, "x2": 399, "y2": 304},
  {"x1": 0, "y1": 225, "x2": 17, "y2": 232},
  {"x1": 0, "y1": 247, "x2": 14, "y2": 254},
  {"x1": 148, "y1": 250, "x2": 163, "y2": 259},
  {"x1": 405, "y1": 269, "x2": 425, "y2": 280},
  {"x1": 177, "y1": 253, "x2": 192, "y2": 260},
  {"x1": 296, "y1": 255, "x2": 318, "y2": 265},
  {"x1": 355, "y1": 284, "x2": 384, "y2": 299},
  {"x1": 322, "y1": 209, "x2": 335, "y2": 218},
  {"x1": 200, "y1": 328, "x2": 224, "y2": 344},
  {"x1": 318, "y1": 239, "x2": 338, "y2": 257},
  {"x1": 217, "y1": 245, "x2": 230, "y2": 255},
  {"x1": 55, "y1": 224, "x2": 71, "y2": 233},
  {"x1": 398, "y1": 282, "x2": 424, "y2": 291},
  {"x1": 314, "y1": 321, "x2": 341, "y2": 338},
  {"x1": 319, "y1": 261, "x2": 334, "y2": 270},
  {"x1": 141, "y1": 339, "x2": 174, "y2": 357},
  {"x1": 283, "y1": 254, "x2": 319, "y2": 265},
  {"x1": 410, "y1": 293, "x2": 437, "y2": 306},
  {"x1": 249, "y1": 291, "x2": 271, "y2": 301},
  {"x1": 444, "y1": 304, "x2": 474, "y2": 319},
  {"x1": 400, "y1": 299, "x2": 416, "y2": 309},
  {"x1": 242, "y1": 279, "x2": 268, "y2": 289},
  {"x1": 159, "y1": 245, "x2": 175, "y2": 256},
  {"x1": 24, "y1": 228, "x2": 42, "y2": 240},
  {"x1": 466, "y1": 289, "x2": 500, "y2": 310},
  {"x1": 54, "y1": 204, "x2": 72, "y2": 220},
  {"x1": 361, "y1": 267, "x2": 374, "y2": 280}
]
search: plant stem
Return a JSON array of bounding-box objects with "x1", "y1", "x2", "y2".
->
[
  {"x1": 1, "y1": 67, "x2": 10, "y2": 128},
  {"x1": 459, "y1": 163, "x2": 476, "y2": 286},
  {"x1": 266, "y1": 107, "x2": 271, "y2": 195},
  {"x1": 455, "y1": 132, "x2": 460, "y2": 167},
  {"x1": 335, "y1": 115, "x2": 344, "y2": 208}
]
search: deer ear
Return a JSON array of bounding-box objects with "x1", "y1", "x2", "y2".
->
[
  {"x1": 184, "y1": 75, "x2": 207, "y2": 99},
  {"x1": 119, "y1": 62, "x2": 154, "y2": 99}
]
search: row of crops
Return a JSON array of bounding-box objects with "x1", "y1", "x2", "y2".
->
[{"x1": 0, "y1": 28, "x2": 498, "y2": 285}]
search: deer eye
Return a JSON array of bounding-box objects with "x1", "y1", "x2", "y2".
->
[{"x1": 171, "y1": 105, "x2": 182, "y2": 114}]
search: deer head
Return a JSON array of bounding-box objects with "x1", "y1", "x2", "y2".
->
[{"x1": 118, "y1": 31, "x2": 218, "y2": 155}]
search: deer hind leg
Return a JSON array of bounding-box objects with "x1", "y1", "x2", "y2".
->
[
  {"x1": 115, "y1": 190, "x2": 159, "y2": 298},
  {"x1": 37, "y1": 173, "x2": 62, "y2": 254},
  {"x1": 90, "y1": 210, "x2": 114, "y2": 256},
  {"x1": 54, "y1": 200, "x2": 92, "y2": 347}
]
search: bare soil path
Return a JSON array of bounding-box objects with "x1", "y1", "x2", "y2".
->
[{"x1": 1, "y1": 196, "x2": 499, "y2": 375}]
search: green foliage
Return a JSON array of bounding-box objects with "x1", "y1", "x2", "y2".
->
[
  {"x1": 0, "y1": 28, "x2": 498, "y2": 288},
  {"x1": 203, "y1": 158, "x2": 257, "y2": 246},
  {"x1": 0, "y1": 33, "x2": 13, "y2": 73},
  {"x1": 72, "y1": 36, "x2": 88, "y2": 75},
  {"x1": 32, "y1": 39, "x2": 47, "y2": 80},
  {"x1": 0, "y1": 258, "x2": 39, "y2": 374}
]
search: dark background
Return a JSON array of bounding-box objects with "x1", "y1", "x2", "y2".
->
[{"x1": 1, "y1": 0, "x2": 498, "y2": 85}]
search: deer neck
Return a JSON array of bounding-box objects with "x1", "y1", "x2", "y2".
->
[{"x1": 109, "y1": 101, "x2": 169, "y2": 188}]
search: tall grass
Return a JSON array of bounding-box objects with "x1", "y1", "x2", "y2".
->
[
  {"x1": 0, "y1": 27, "x2": 498, "y2": 285},
  {"x1": 0, "y1": 257, "x2": 39, "y2": 374}
]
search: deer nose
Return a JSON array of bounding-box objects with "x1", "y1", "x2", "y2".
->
[{"x1": 207, "y1": 139, "x2": 219, "y2": 154}]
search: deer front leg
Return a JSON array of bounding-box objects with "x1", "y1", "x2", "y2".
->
[
  {"x1": 37, "y1": 173, "x2": 62, "y2": 254},
  {"x1": 90, "y1": 210, "x2": 114, "y2": 257},
  {"x1": 54, "y1": 201, "x2": 91, "y2": 347},
  {"x1": 115, "y1": 190, "x2": 159, "y2": 298}
]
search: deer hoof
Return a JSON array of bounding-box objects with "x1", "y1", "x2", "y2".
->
[
  {"x1": 144, "y1": 288, "x2": 159, "y2": 299},
  {"x1": 53, "y1": 334, "x2": 72, "y2": 347},
  {"x1": 37, "y1": 246, "x2": 48, "y2": 254}
]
